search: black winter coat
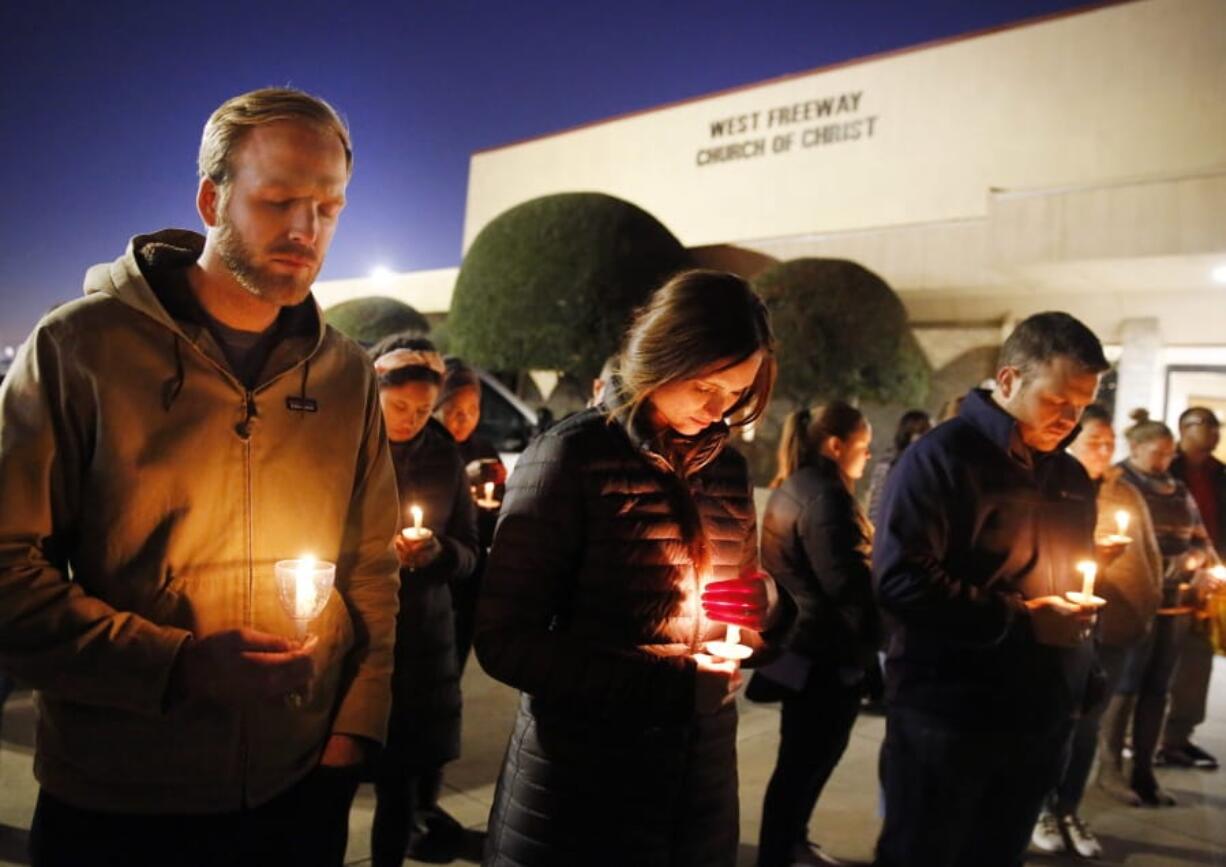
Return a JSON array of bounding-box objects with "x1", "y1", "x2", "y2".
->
[
  {"x1": 761, "y1": 456, "x2": 879, "y2": 681},
  {"x1": 383, "y1": 419, "x2": 479, "y2": 771},
  {"x1": 873, "y1": 389, "x2": 1097, "y2": 731},
  {"x1": 475, "y1": 408, "x2": 761, "y2": 867}
]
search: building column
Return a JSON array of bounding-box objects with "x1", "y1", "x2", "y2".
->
[{"x1": 1113, "y1": 317, "x2": 1162, "y2": 436}]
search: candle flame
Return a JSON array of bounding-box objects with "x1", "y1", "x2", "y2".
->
[
  {"x1": 1211, "y1": 565, "x2": 1226, "y2": 580},
  {"x1": 1115, "y1": 510, "x2": 1130, "y2": 535},
  {"x1": 484, "y1": 481, "x2": 494, "y2": 500},
  {"x1": 410, "y1": 505, "x2": 423, "y2": 532},
  {"x1": 294, "y1": 554, "x2": 317, "y2": 620},
  {"x1": 1076, "y1": 560, "x2": 1097, "y2": 600}
]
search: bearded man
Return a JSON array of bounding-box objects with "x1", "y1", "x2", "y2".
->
[{"x1": 0, "y1": 88, "x2": 400, "y2": 867}]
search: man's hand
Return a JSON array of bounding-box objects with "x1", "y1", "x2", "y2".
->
[
  {"x1": 394, "y1": 533, "x2": 442, "y2": 570},
  {"x1": 692, "y1": 653, "x2": 742, "y2": 715},
  {"x1": 701, "y1": 570, "x2": 780, "y2": 632},
  {"x1": 319, "y1": 734, "x2": 367, "y2": 768},
  {"x1": 169, "y1": 628, "x2": 315, "y2": 706},
  {"x1": 1025, "y1": 595, "x2": 1097, "y2": 647}
]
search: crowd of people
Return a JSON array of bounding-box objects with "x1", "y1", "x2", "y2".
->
[{"x1": 0, "y1": 87, "x2": 1222, "y2": 867}]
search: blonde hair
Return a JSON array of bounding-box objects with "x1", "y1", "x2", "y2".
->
[
  {"x1": 1124, "y1": 408, "x2": 1173, "y2": 447},
  {"x1": 198, "y1": 87, "x2": 353, "y2": 192}
]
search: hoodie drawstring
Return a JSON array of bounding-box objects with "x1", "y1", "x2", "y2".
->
[{"x1": 163, "y1": 334, "x2": 185, "y2": 411}]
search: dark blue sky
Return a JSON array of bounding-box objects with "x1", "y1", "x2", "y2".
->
[{"x1": 0, "y1": 0, "x2": 1099, "y2": 347}]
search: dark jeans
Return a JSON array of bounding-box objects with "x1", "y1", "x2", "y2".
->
[
  {"x1": 1119, "y1": 612, "x2": 1189, "y2": 774},
  {"x1": 757, "y1": 674, "x2": 862, "y2": 867},
  {"x1": 875, "y1": 707, "x2": 1074, "y2": 867},
  {"x1": 1050, "y1": 642, "x2": 1132, "y2": 814},
  {"x1": 371, "y1": 764, "x2": 442, "y2": 867},
  {"x1": 1164, "y1": 620, "x2": 1215, "y2": 747},
  {"x1": 29, "y1": 765, "x2": 360, "y2": 867}
]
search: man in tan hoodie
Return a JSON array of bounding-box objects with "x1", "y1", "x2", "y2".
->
[{"x1": 0, "y1": 88, "x2": 400, "y2": 866}]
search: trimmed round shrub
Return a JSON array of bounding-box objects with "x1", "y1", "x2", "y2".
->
[
  {"x1": 448, "y1": 193, "x2": 692, "y2": 380},
  {"x1": 752, "y1": 258, "x2": 929, "y2": 406},
  {"x1": 324, "y1": 297, "x2": 429, "y2": 346}
]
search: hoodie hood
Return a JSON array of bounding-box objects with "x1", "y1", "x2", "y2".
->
[
  {"x1": 84, "y1": 230, "x2": 206, "y2": 331},
  {"x1": 85, "y1": 229, "x2": 327, "y2": 395}
]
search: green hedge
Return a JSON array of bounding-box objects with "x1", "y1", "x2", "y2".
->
[
  {"x1": 753, "y1": 258, "x2": 929, "y2": 406},
  {"x1": 448, "y1": 193, "x2": 692, "y2": 380},
  {"x1": 324, "y1": 296, "x2": 430, "y2": 346}
]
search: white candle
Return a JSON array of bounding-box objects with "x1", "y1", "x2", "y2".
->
[
  {"x1": 725, "y1": 624, "x2": 741, "y2": 646},
  {"x1": 1077, "y1": 560, "x2": 1097, "y2": 600},
  {"x1": 484, "y1": 482, "x2": 495, "y2": 501},
  {"x1": 1115, "y1": 510, "x2": 1130, "y2": 537},
  {"x1": 294, "y1": 554, "x2": 317, "y2": 620},
  {"x1": 402, "y1": 504, "x2": 433, "y2": 541}
]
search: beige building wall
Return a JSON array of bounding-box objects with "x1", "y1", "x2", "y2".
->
[{"x1": 464, "y1": 0, "x2": 1226, "y2": 254}]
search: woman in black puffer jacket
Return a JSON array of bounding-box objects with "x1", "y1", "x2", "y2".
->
[
  {"x1": 476, "y1": 271, "x2": 790, "y2": 867},
  {"x1": 367, "y1": 335, "x2": 479, "y2": 867},
  {"x1": 754, "y1": 401, "x2": 879, "y2": 867}
]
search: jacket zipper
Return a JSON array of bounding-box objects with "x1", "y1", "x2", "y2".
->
[{"x1": 239, "y1": 389, "x2": 256, "y2": 803}]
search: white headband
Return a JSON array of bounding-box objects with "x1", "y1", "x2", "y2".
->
[{"x1": 373, "y1": 348, "x2": 446, "y2": 377}]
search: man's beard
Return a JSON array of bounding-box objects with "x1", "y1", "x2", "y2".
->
[{"x1": 215, "y1": 217, "x2": 320, "y2": 308}]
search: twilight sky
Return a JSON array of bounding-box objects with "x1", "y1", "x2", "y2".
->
[{"x1": 0, "y1": 0, "x2": 1097, "y2": 348}]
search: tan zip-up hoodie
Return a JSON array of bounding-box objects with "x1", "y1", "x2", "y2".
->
[{"x1": 0, "y1": 230, "x2": 400, "y2": 813}]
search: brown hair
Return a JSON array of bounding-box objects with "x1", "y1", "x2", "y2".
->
[
  {"x1": 199, "y1": 87, "x2": 353, "y2": 198},
  {"x1": 1124, "y1": 408, "x2": 1173, "y2": 447},
  {"x1": 615, "y1": 270, "x2": 776, "y2": 429},
  {"x1": 772, "y1": 400, "x2": 866, "y2": 488},
  {"x1": 998, "y1": 311, "x2": 1109, "y2": 375}
]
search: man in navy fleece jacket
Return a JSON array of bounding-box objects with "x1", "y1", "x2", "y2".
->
[{"x1": 873, "y1": 312, "x2": 1110, "y2": 867}]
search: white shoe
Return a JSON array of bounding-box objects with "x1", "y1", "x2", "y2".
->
[
  {"x1": 1062, "y1": 813, "x2": 1103, "y2": 858},
  {"x1": 1031, "y1": 808, "x2": 1066, "y2": 853}
]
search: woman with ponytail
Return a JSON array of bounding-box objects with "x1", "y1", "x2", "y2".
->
[{"x1": 754, "y1": 401, "x2": 879, "y2": 867}]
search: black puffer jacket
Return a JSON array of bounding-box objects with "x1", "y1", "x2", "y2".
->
[
  {"x1": 476, "y1": 407, "x2": 761, "y2": 867},
  {"x1": 383, "y1": 419, "x2": 479, "y2": 771},
  {"x1": 761, "y1": 456, "x2": 879, "y2": 679}
]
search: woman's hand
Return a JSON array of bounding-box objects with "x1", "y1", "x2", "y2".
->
[
  {"x1": 692, "y1": 653, "x2": 742, "y2": 715},
  {"x1": 701, "y1": 570, "x2": 780, "y2": 632},
  {"x1": 395, "y1": 533, "x2": 442, "y2": 570}
]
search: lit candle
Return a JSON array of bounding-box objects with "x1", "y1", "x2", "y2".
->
[
  {"x1": 295, "y1": 554, "x2": 318, "y2": 621},
  {"x1": 1077, "y1": 560, "x2": 1097, "y2": 600},
  {"x1": 402, "y1": 504, "x2": 433, "y2": 541},
  {"x1": 1115, "y1": 510, "x2": 1130, "y2": 537},
  {"x1": 476, "y1": 481, "x2": 501, "y2": 509},
  {"x1": 275, "y1": 556, "x2": 335, "y2": 642}
]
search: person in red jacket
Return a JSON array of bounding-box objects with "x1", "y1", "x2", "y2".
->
[{"x1": 1162, "y1": 406, "x2": 1224, "y2": 770}]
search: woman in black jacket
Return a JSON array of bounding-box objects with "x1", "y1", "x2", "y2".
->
[
  {"x1": 435, "y1": 356, "x2": 507, "y2": 673},
  {"x1": 476, "y1": 270, "x2": 787, "y2": 867},
  {"x1": 754, "y1": 401, "x2": 878, "y2": 867},
  {"x1": 368, "y1": 335, "x2": 479, "y2": 867}
]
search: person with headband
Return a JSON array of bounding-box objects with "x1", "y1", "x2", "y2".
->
[
  {"x1": 753, "y1": 400, "x2": 879, "y2": 867},
  {"x1": 476, "y1": 270, "x2": 790, "y2": 866},
  {"x1": 364, "y1": 334, "x2": 479, "y2": 867}
]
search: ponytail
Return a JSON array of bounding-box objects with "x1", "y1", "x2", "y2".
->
[{"x1": 771, "y1": 400, "x2": 865, "y2": 487}]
